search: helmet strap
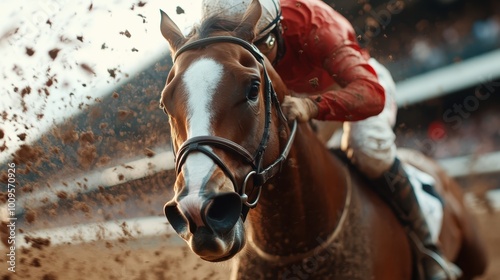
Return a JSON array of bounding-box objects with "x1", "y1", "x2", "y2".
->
[{"x1": 271, "y1": 21, "x2": 286, "y2": 66}]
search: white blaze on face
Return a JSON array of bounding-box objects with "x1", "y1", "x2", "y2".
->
[{"x1": 181, "y1": 57, "x2": 224, "y2": 197}]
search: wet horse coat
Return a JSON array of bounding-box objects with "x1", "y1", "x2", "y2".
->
[{"x1": 158, "y1": 1, "x2": 487, "y2": 279}]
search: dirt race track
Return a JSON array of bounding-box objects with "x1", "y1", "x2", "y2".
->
[{"x1": 0, "y1": 211, "x2": 498, "y2": 280}]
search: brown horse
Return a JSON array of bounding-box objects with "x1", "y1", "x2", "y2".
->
[{"x1": 158, "y1": 1, "x2": 487, "y2": 279}]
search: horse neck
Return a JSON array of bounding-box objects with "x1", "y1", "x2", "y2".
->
[{"x1": 247, "y1": 122, "x2": 349, "y2": 256}]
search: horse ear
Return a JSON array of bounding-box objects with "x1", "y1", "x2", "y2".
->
[
  {"x1": 160, "y1": 10, "x2": 187, "y2": 53},
  {"x1": 235, "y1": 0, "x2": 262, "y2": 42}
]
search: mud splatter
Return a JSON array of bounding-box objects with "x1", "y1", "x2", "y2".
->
[
  {"x1": 26, "y1": 47, "x2": 35, "y2": 56},
  {"x1": 12, "y1": 144, "x2": 43, "y2": 165},
  {"x1": 57, "y1": 125, "x2": 79, "y2": 144},
  {"x1": 80, "y1": 63, "x2": 96, "y2": 75},
  {"x1": 25, "y1": 209, "x2": 37, "y2": 223},
  {"x1": 144, "y1": 148, "x2": 155, "y2": 158},
  {"x1": 79, "y1": 131, "x2": 96, "y2": 144},
  {"x1": 24, "y1": 236, "x2": 51, "y2": 250},
  {"x1": 21, "y1": 86, "x2": 31, "y2": 97},
  {"x1": 77, "y1": 144, "x2": 97, "y2": 170},
  {"x1": 117, "y1": 108, "x2": 133, "y2": 121},
  {"x1": 72, "y1": 201, "x2": 91, "y2": 213},
  {"x1": 31, "y1": 257, "x2": 41, "y2": 267},
  {"x1": 48, "y1": 48, "x2": 60, "y2": 60},
  {"x1": 108, "y1": 68, "x2": 117, "y2": 78},
  {"x1": 119, "y1": 30, "x2": 131, "y2": 38},
  {"x1": 42, "y1": 273, "x2": 58, "y2": 280},
  {"x1": 57, "y1": 191, "x2": 68, "y2": 200}
]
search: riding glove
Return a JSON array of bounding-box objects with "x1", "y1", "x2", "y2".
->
[{"x1": 281, "y1": 96, "x2": 319, "y2": 122}]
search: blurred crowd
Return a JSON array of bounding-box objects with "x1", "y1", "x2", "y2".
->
[
  {"x1": 396, "y1": 107, "x2": 500, "y2": 159},
  {"x1": 389, "y1": 15, "x2": 500, "y2": 80},
  {"x1": 369, "y1": 0, "x2": 500, "y2": 81}
]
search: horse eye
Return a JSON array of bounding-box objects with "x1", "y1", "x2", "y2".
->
[{"x1": 247, "y1": 81, "x2": 260, "y2": 101}]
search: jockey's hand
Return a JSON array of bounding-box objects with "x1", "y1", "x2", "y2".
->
[{"x1": 281, "y1": 96, "x2": 318, "y2": 123}]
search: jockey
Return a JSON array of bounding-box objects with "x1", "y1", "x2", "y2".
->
[{"x1": 202, "y1": 0, "x2": 459, "y2": 279}]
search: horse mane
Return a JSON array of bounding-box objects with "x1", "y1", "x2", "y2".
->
[{"x1": 188, "y1": 15, "x2": 255, "y2": 40}]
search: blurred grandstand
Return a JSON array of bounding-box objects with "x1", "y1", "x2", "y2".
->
[{"x1": 1, "y1": 0, "x2": 499, "y2": 246}]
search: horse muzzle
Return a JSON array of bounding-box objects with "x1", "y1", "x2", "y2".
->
[{"x1": 164, "y1": 192, "x2": 246, "y2": 261}]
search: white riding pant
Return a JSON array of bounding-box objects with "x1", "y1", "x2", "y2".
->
[{"x1": 340, "y1": 58, "x2": 398, "y2": 179}]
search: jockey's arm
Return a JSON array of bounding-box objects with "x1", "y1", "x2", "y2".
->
[{"x1": 309, "y1": 28, "x2": 386, "y2": 122}]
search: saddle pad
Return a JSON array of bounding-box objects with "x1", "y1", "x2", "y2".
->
[{"x1": 403, "y1": 163, "x2": 444, "y2": 243}]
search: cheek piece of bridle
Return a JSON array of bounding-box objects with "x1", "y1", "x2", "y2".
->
[{"x1": 164, "y1": 36, "x2": 297, "y2": 221}]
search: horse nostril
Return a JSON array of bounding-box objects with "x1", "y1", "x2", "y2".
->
[
  {"x1": 164, "y1": 202, "x2": 191, "y2": 234},
  {"x1": 207, "y1": 200, "x2": 226, "y2": 221},
  {"x1": 204, "y1": 193, "x2": 242, "y2": 234}
]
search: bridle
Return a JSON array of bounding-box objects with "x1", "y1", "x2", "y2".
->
[{"x1": 166, "y1": 36, "x2": 297, "y2": 220}]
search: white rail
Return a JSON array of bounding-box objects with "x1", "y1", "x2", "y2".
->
[
  {"x1": 396, "y1": 49, "x2": 500, "y2": 106},
  {"x1": 8, "y1": 152, "x2": 499, "y2": 248},
  {"x1": 3, "y1": 216, "x2": 177, "y2": 249},
  {"x1": 438, "y1": 151, "x2": 500, "y2": 178},
  {"x1": 17, "y1": 151, "x2": 175, "y2": 210},
  {"x1": 18, "y1": 149, "x2": 500, "y2": 212}
]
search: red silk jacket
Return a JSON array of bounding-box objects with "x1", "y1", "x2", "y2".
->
[{"x1": 276, "y1": 0, "x2": 385, "y2": 121}]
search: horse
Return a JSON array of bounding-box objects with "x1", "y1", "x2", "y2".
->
[{"x1": 158, "y1": 1, "x2": 487, "y2": 279}]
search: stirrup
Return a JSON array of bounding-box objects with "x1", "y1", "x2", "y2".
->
[
  {"x1": 408, "y1": 231, "x2": 462, "y2": 280},
  {"x1": 422, "y1": 249, "x2": 462, "y2": 280}
]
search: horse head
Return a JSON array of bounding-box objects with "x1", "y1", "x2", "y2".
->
[{"x1": 159, "y1": 0, "x2": 294, "y2": 262}]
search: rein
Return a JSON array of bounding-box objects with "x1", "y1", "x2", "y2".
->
[{"x1": 170, "y1": 36, "x2": 297, "y2": 220}]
